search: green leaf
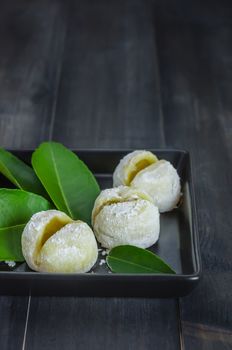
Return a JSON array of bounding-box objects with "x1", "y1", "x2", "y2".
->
[
  {"x1": 31, "y1": 142, "x2": 100, "y2": 224},
  {"x1": 0, "y1": 148, "x2": 48, "y2": 198},
  {"x1": 0, "y1": 189, "x2": 53, "y2": 261},
  {"x1": 106, "y1": 245, "x2": 176, "y2": 274}
]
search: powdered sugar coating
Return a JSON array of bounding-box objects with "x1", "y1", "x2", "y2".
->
[
  {"x1": 113, "y1": 150, "x2": 158, "y2": 187},
  {"x1": 131, "y1": 160, "x2": 181, "y2": 212},
  {"x1": 5, "y1": 260, "x2": 16, "y2": 267},
  {"x1": 21, "y1": 210, "x2": 72, "y2": 271},
  {"x1": 92, "y1": 187, "x2": 160, "y2": 249},
  {"x1": 38, "y1": 222, "x2": 98, "y2": 273},
  {"x1": 21, "y1": 210, "x2": 98, "y2": 273},
  {"x1": 92, "y1": 185, "x2": 153, "y2": 224}
]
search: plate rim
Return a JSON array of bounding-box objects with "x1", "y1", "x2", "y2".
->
[{"x1": 0, "y1": 148, "x2": 202, "y2": 283}]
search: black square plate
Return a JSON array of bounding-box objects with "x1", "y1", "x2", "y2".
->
[{"x1": 0, "y1": 149, "x2": 201, "y2": 297}]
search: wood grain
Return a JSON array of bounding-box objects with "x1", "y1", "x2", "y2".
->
[
  {"x1": 0, "y1": 0, "x2": 66, "y2": 149},
  {"x1": 52, "y1": 0, "x2": 165, "y2": 149},
  {"x1": 0, "y1": 0, "x2": 231, "y2": 349},
  {"x1": 25, "y1": 1, "x2": 180, "y2": 350},
  {"x1": 0, "y1": 1, "x2": 67, "y2": 349},
  {"x1": 25, "y1": 297, "x2": 180, "y2": 350},
  {"x1": 154, "y1": 1, "x2": 232, "y2": 348},
  {"x1": 0, "y1": 296, "x2": 29, "y2": 350}
]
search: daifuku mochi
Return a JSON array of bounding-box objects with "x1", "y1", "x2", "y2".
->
[
  {"x1": 22, "y1": 210, "x2": 98, "y2": 273},
  {"x1": 113, "y1": 150, "x2": 158, "y2": 187},
  {"x1": 131, "y1": 160, "x2": 181, "y2": 212},
  {"x1": 92, "y1": 186, "x2": 160, "y2": 249}
]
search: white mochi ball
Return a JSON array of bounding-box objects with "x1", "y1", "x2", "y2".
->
[
  {"x1": 22, "y1": 210, "x2": 98, "y2": 273},
  {"x1": 131, "y1": 160, "x2": 181, "y2": 213},
  {"x1": 38, "y1": 222, "x2": 98, "y2": 273},
  {"x1": 92, "y1": 186, "x2": 160, "y2": 249},
  {"x1": 113, "y1": 150, "x2": 158, "y2": 187}
]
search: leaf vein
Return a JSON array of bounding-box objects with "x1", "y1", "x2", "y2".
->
[
  {"x1": 49, "y1": 145, "x2": 74, "y2": 218},
  {"x1": 0, "y1": 158, "x2": 22, "y2": 189},
  {"x1": 108, "y1": 256, "x2": 159, "y2": 272},
  {"x1": 0, "y1": 224, "x2": 26, "y2": 231}
]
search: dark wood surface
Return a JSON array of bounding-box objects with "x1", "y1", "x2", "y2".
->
[{"x1": 0, "y1": 0, "x2": 231, "y2": 349}]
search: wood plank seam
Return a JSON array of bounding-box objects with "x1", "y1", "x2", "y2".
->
[
  {"x1": 20, "y1": 3, "x2": 68, "y2": 349},
  {"x1": 48, "y1": 7, "x2": 69, "y2": 141},
  {"x1": 21, "y1": 293, "x2": 31, "y2": 350}
]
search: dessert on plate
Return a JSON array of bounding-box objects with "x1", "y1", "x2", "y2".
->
[
  {"x1": 92, "y1": 186, "x2": 160, "y2": 249},
  {"x1": 22, "y1": 210, "x2": 98, "y2": 273},
  {"x1": 113, "y1": 150, "x2": 181, "y2": 212}
]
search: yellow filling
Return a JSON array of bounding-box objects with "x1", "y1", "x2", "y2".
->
[
  {"x1": 34, "y1": 216, "x2": 72, "y2": 264},
  {"x1": 92, "y1": 191, "x2": 152, "y2": 223},
  {"x1": 92, "y1": 198, "x2": 139, "y2": 223},
  {"x1": 126, "y1": 159, "x2": 154, "y2": 184},
  {"x1": 125, "y1": 153, "x2": 158, "y2": 185}
]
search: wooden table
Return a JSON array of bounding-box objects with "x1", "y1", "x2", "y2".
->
[{"x1": 0, "y1": 1, "x2": 231, "y2": 349}]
